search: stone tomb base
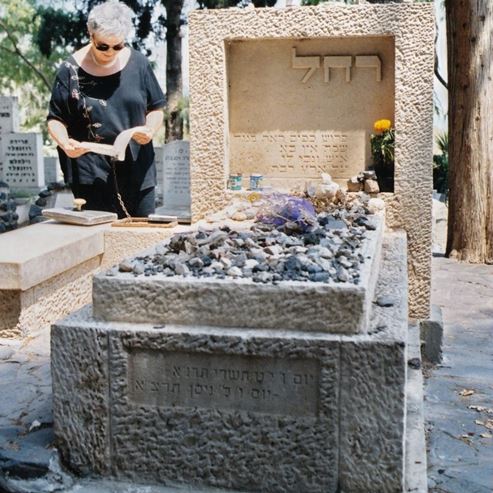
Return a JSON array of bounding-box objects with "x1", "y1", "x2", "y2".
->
[{"x1": 52, "y1": 232, "x2": 409, "y2": 492}]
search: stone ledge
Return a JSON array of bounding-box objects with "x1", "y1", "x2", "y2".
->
[
  {"x1": 92, "y1": 216, "x2": 384, "y2": 334},
  {"x1": 0, "y1": 221, "x2": 107, "y2": 290}
]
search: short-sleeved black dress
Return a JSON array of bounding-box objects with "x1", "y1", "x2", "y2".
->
[{"x1": 47, "y1": 49, "x2": 166, "y2": 217}]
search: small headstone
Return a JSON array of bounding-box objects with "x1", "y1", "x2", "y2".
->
[
  {"x1": 1, "y1": 133, "x2": 45, "y2": 189},
  {"x1": 0, "y1": 96, "x2": 20, "y2": 134},
  {"x1": 158, "y1": 140, "x2": 191, "y2": 220},
  {"x1": 44, "y1": 156, "x2": 62, "y2": 185},
  {"x1": 154, "y1": 145, "x2": 164, "y2": 200}
]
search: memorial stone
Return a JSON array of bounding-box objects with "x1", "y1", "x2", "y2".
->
[
  {"x1": 0, "y1": 96, "x2": 19, "y2": 134},
  {"x1": 44, "y1": 156, "x2": 62, "y2": 185},
  {"x1": 159, "y1": 140, "x2": 191, "y2": 219},
  {"x1": 0, "y1": 96, "x2": 20, "y2": 183},
  {"x1": 154, "y1": 145, "x2": 164, "y2": 202},
  {"x1": 1, "y1": 133, "x2": 45, "y2": 189}
]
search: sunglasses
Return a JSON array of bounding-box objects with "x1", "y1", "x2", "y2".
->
[{"x1": 92, "y1": 36, "x2": 125, "y2": 52}]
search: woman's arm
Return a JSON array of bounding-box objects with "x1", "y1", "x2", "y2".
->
[
  {"x1": 132, "y1": 110, "x2": 164, "y2": 145},
  {"x1": 47, "y1": 119, "x2": 88, "y2": 158}
]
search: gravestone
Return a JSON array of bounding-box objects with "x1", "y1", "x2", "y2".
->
[
  {"x1": 157, "y1": 140, "x2": 191, "y2": 219},
  {"x1": 154, "y1": 145, "x2": 164, "y2": 203},
  {"x1": 0, "y1": 96, "x2": 20, "y2": 185},
  {"x1": 0, "y1": 96, "x2": 19, "y2": 135},
  {"x1": 0, "y1": 133, "x2": 45, "y2": 189},
  {"x1": 228, "y1": 38, "x2": 394, "y2": 189},
  {"x1": 52, "y1": 226, "x2": 409, "y2": 492},
  {"x1": 44, "y1": 156, "x2": 62, "y2": 185},
  {"x1": 188, "y1": 3, "x2": 435, "y2": 319}
]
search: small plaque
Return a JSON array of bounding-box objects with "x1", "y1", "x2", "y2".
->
[{"x1": 128, "y1": 351, "x2": 320, "y2": 417}]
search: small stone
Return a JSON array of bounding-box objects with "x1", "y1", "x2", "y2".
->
[
  {"x1": 347, "y1": 176, "x2": 363, "y2": 192},
  {"x1": 363, "y1": 170, "x2": 377, "y2": 181},
  {"x1": 337, "y1": 267, "x2": 349, "y2": 282},
  {"x1": 367, "y1": 198, "x2": 385, "y2": 214},
  {"x1": 408, "y1": 358, "x2": 421, "y2": 370},
  {"x1": 175, "y1": 263, "x2": 191, "y2": 276},
  {"x1": 189, "y1": 257, "x2": 204, "y2": 269},
  {"x1": 264, "y1": 245, "x2": 282, "y2": 256},
  {"x1": 310, "y1": 272, "x2": 330, "y2": 283},
  {"x1": 253, "y1": 271, "x2": 273, "y2": 283},
  {"x1": 133, "y1": 262, "x2": 145, "y2": 275},
  {"x1": 364, "y1": 179, "x2": 380, "y2": 194},
  {"x1": 244, "y1": 258, "x2": 259, "y2": 270},
  {"x1": 221, "y1": 257, "x2": 232, "y2": 269},
  {"x1": 118, "y1": 259, "x2": 134, "y2": 272},
  {"x1": 155, "y1": 244, "x2": 166, "y2": 255},
  {"x1": 355, "y1": 216, "x2": 377, "y2": 230},
  {"x1": 375, "y1": 295, "x2": 396, "y2": 307},
  {"x1": 227, "y1": 267, "x2": 243, "y2": 277},
  {"x1": 231, "y1": 211, "x2": 248, "y2": 221},
  {"x1": 324, "y1": 218, "x2": 347, "y2": 230}
]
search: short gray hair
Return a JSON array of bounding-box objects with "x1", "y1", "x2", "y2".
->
[{"x1": 87, "y1": 1, "x2": 134, "y2": 39}]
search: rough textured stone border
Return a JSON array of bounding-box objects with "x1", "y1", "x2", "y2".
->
[
  {"x1": 188, "y1": 4, "x2": 435, "y2": 318},
  {"x1": 92, "y1": 215, "x2": 384, "y2": 334}
]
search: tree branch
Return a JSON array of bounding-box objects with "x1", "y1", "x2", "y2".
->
[{"x1": 0, "y1": 18, "x2": 52, "y2": 91}]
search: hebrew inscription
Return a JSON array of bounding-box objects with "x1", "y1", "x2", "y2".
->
[
  {"x1": 230, "y1": 131, "x2": 357, "y2": 179},
  {"x1": 128, "y1": 351, "x2": 320, "y2": 417},
  {"x1": 292, "y1": 48, "x2": 382, "y2": 83}
]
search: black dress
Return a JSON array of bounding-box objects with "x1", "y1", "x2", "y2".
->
[{"x1": 47, "y1": 49, "x2": 166, "y2": 217}]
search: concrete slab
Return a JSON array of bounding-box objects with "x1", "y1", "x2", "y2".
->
[{"x1": 0, "y1": 221, "x2": 107, "y2": 290}]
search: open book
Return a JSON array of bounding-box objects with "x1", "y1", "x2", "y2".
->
[{"x1": 78, "y1": 126, "x2": 148, "y2": 161}]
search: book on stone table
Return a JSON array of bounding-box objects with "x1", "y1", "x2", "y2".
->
[{"x1": 78, "y1": 126, "x2": 148, "y2": 161}]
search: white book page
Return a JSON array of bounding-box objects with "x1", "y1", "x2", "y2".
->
[{"x1": 78, "y1": 126, "x2": 148, "y2": 161}]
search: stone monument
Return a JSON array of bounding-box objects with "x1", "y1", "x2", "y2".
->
[
  {"x1": 0, "y1": 133, "x2": 45, "y2": 189},
  {"x1": 189, "y1": 3, "x2": 435, "y2": 319},
  {"x1": 51, "y1": 3, "x2": 434, "y2": 492},
  {"x1": 156, "y1": 140, "x2": 191, "y2": 220},
  {"x1": 52, "y1": 218, "x2": 410, "y2": 492}
]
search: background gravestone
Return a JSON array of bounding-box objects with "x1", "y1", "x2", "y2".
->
[
  {"x1": 157, "y1": 140, "x2": 191, "y2": 219},
  {"x1": 44, "y1": 156, "x2": 63, "y2": 185},
  {"x1": 0, "y1": 96, "x2": 20, "y2": 183},
  {"x1": 1, "y1": 133, "x2": 45, "y2": 190},
  {"x1": 154, "y1": 145, "x2": 164, "y2": 205}
]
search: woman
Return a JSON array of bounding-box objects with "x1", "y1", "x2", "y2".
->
[{"x1": 47, "y1": 0, "x2": 166, "y2": 218}]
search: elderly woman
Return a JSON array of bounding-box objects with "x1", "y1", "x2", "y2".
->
[{"x1": 47, "y1": 1, "x2": 165, "y2": 217}]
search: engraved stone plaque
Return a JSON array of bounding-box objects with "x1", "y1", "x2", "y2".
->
[
  {"x1": 226, "y1": 37, "x2": 395, "y2": 188},
  {"x1": 128, "y1": 351, "x2": 320, "y2": 417},
  {"x1": 0, "y1": 133, "x2": 44, "y2": 188},
  {"x1": 160, "y1": 140, "x2": 191, "y2": 217}
]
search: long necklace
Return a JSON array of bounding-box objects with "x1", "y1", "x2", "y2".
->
[{"x1": 89, "y1": 48, "x2": 119, "y2": 69}]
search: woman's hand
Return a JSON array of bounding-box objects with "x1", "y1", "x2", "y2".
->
[
  {"x1": 132, "y1": 127, "x2": 154, "y2": 145},
  {"x1": 63, "y1": 139, "x2": 88, "y2": 158}
]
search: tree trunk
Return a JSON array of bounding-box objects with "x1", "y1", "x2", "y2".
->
[
  {"x1": 446, "y1": 0, "x2": 493, "y2": 263},
  {"x1": 163, "y1": 0, "x2": 184, "y2": 142}
]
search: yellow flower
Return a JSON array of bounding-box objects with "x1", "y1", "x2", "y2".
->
[{"x1": 374, "y1": 119, "x2": 392, "y2": 133}]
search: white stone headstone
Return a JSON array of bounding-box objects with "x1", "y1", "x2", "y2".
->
[
  {"x1": 1, "y1": 133, "x2": 45, "y2": 189},
  {"x1": 154, "y1": 145, "x2": 164, "y2": 200},
  {"x1": 160, "y1": 140, "x2": 191, "y2": 218},
  {"x1": 44, "y1": 156, "x2": 62, "y2": 184},
  {"x1": 0, "y1": 96, "x2": 20, "y2": 134}
]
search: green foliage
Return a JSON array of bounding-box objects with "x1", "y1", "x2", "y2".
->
[
  {"x1": 371, "y1": 128, "x2": 395, "y2": 168},
  {"x1": 0, "y1": 0, "x2": 69, "y2": 133},
  {"x1": 433, "y1": 132, "x2": 448, "y2": 194}
]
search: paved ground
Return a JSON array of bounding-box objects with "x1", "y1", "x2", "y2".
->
[
  {"x1": 426, "y1": 256, "x2": 493, "y2": 493},
  {"x1": 0, "y1": 253, "x2": 492, "y2": 491}
]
